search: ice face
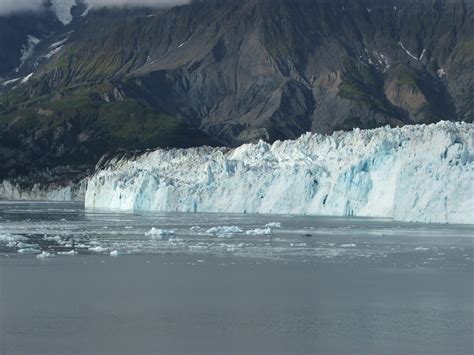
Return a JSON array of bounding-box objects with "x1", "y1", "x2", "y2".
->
[{"x1": 85, "y1": 122, "x2": 474, "y2": 224}]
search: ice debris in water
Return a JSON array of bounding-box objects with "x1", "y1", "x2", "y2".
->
[
  {"x1": 58, "y1": 250, "x2": 77, "y2": 256},
  {"x1": 145, "y1": 228, "x2": 175, "y2": 239},
  {"x1": 18, "y1": 248, "x2": 41, "y2": 254},
  {"x1": 0, "y1": 234, "x2": 27, "y2": 242},
  {"x1": 245, "y1": 228, "x2": 272, "y2": 235},
  {"x1": 265, "y1": 222, "x2": 282, "y2": 228},
  {"x1": 415, "y1": 246, "x2": 430, "y2": 251},
  {"x1": 85, "y1": 122, "x2": 474, "y2": 224},
  {"x1": 206, "y1": 226, "x2": 243, "y2": 235},
  {"x1": 109, "y1": 250, "x2": 121, "y2": 257},
  {"x1": 89, "y1": 246, "x2": 107, "y2": 253},
  {"x1": 37, "y1": 251, "x2": 55, "y2": 259},
  {"x1": 340, "y1": 243, "x2": 357, "y2": 248},
  {"x1": 44, "y1": 236, "x2": 66, "y2": 244}
]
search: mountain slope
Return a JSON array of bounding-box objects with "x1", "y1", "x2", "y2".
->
[{"x1": 0, "y1": 0, "x2": 473, "y2": 179}]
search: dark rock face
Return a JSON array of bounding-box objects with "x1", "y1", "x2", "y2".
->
[{"x1": 0, "y1": 0, "x2": 473, "y2": 179}]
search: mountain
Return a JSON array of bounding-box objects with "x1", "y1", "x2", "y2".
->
[{"x1": 0, "y1": 0, "x2": 473, "y2": 180}]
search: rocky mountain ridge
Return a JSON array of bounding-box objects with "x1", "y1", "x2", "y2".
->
[{"x1": 0, "y1": 0, "x2": 473, "y2": 180}]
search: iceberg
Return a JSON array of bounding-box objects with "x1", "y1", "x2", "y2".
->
[
  {"x1": 145, "y1": 228, "x2": 175, "y2": 238},
  {"x1": 206, "y1": 226, "x2": 243, "y2": 235},
  {"x1": 245, "y1": 228, "x2": 272, "y2": 235},
  {"x1": 0, "y1": 234, "x2": 27, "y2": 243},
  {"x1": 85, "y1": 122, "x2": 474, "y2": 224}
]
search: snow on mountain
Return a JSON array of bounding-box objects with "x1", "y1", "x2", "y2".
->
[
  {"x1": 50, "y1": 0, "x2": 78, "y2": 25},
  {"x1": 85, "y1": 122, "x2": 474, "y2": 224}
]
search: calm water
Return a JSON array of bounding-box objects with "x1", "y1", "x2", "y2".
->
[{"x1": 0, "y1": 202, "x2": 473, "y2": 354}]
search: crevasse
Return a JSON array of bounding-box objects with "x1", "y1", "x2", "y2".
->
[{"x1": 85, "y1": 122, "x2": 474, "y2": 224}]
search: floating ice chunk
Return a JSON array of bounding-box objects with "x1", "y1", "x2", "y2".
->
[
  {"x1": 109, "y1": 250, "x2": 122, "y2": 257},
  {"x1": 145, "y1": 228, "x2": 175, "y2": 239},
  {"x1": 265, "y1": 222, "x2": 282, "y2": 228},
  {"x1": 58, "y1": 250, "x2": 77, "y2": 256},
  {"x1": 222, "y1": 243, "x2": 243, "y2": 252},
  {"x1": 290, "y1": 242, "x2": 307, "y2": 247},
  {"x1": 44, "y1": 236, "x2": 63, "y2": 243},
  {"x1": 190, "y1": 226, "x2": 201, "y2": 231},
  {"x1": 415, "y1": 246, "x2": 429, "y2": 251},
  {"x1": 245, "y1": 228, "x2": 272, "y2": 235},
  {"x1": 37, "y1": 251, "x2": 55, "y2": 258},
  {"x1": 13, "y1": 242, "x2": 39, "y2": 249},
  {"x1": 206, "y1": 226, "x2": 243, "y2": 235},
  {"x1": 0, "y1": 234, "x2": 27, "y2": 242},
  {"x1": 18, "y1": 248, "x2": 41, "y2": 254},
  {"x1": 89, "y1": 246, "x2": 107, "y2": 253},
  {"x1": 340, "y1": 243, "x2": 357, "y2": 248}
]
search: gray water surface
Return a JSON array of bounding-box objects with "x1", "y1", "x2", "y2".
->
[{"x1": 0, "y1": 202, "x2": 473, "y2": 354}]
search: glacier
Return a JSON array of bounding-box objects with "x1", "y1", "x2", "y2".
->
[
  {"x1": 0, "y1": 179, "x2": 86, "y2": 201},
  {"x1": 85, "y1": 122, "x2": 474, "y2": 224}
]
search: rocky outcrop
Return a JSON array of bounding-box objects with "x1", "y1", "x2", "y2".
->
[{"x1": 0, "y1": 0, "x2": 473, "y2": 179}]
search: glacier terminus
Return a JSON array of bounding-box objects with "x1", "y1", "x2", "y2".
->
[{"x1": 85, "y1": 122, "x2": 474, "y2": 224}]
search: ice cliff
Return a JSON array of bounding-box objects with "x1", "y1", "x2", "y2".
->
[
  {"x1": 0, "y1": 179, "x2": 86, "y2": 201},
  {"x1": 85, "y1": 122, "x2": 474, "y2": 224}
]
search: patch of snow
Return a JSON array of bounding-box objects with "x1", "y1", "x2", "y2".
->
[
  {"x1": 20, "y1": 35, "x2": 40, "y2": 66},
  {"x1": 398, "y1": 41, "x2": 419, "y2": 61},
  {"x1": 177, "y1": 35, "x2": 192, "y2": 49},
  {"x1": 81, "y1": 3, "x2": 91, "y2": 17},
  {"x1": 85, "y1": 122, "x2": 474, "y2": 224},
  {"x1": 45, "y1": 45, "x2": 64, "y2": 59},
  {"x1": 437, "y1": 68, "x2": 446, "y2": 78},
  {"x1": 419, "y1": 48, "x2": 426, "y2": 61},
  {"x1": 51, "y1": 0, "x2": 77, "y2": 25},
  {"x1": 2, "y1": 78, "x2": 21, "y2": 86},
  {"x1": 50, "y1": 37, "x2": 69, "y2": 49},
  {"x1": 21, "y1": 73, "x2": 33, "y2": 83}
]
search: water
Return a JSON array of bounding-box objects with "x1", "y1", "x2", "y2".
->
[{"x1": 0, "y1": 202, "x2": 473, "y2": 354}]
